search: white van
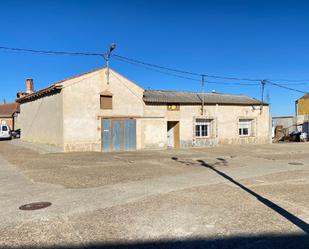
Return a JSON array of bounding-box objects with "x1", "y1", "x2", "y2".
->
[{"x1": 0, "y1": 124, "x2": 11, "y2": 139}]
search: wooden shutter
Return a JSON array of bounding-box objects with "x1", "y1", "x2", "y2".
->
[{"x1": 100, "y1": 95, "x2": 112, "y2": 109}]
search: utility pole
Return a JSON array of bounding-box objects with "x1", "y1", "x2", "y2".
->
[
  {"x1": 104, "y1": 43, "x2": 116, "y2": 85},
  {"x1": 260, "y1": 80, "x2": 267, "y2": 113},
  {"x1": 201, "y1": 75, "x2": 206, "y2": 116}
]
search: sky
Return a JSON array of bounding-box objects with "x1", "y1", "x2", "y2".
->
[{"x1": 1, "y1": 0, "x2": 309, "y2": 116}]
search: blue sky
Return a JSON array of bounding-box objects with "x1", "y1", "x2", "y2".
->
[{"x1": 1, "y1": 0, "x2": 309, "y2": 116}]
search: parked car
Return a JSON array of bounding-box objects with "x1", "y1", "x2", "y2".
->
[
  {"x1": 10, "y1": 129, "x2": 20, "y2": 139},
  {"x1": 0, "y1": 124, "x2": 11, "y2": 140}
]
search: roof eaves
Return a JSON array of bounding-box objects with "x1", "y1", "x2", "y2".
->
[
  {"x1": 16, "y1": 84, "x2": 62, "y2": 104},
  {"x1": 16, "y1": 67, "x2": 105, "y2": 104}
]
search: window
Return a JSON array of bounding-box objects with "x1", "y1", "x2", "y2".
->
[
  {"x1": 195, "y1": 119, "x2": 211, "y2": 137},
  {"x1": 1, "y1": 125, "x2": 7, "y2": 131},
  {"x1": 239, "y1": 119, "x2": 252, "y2": 136},
  {"x1": 100, "y1": 95, "x2": 112, "y2": 110},
  {"x1": 167, "y1": 104, "x2": 180, "y2": 111}
]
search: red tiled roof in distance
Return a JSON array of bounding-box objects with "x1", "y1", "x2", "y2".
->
[{"x1": 0, "y1": 102, "x2": 20, "y2": 117}]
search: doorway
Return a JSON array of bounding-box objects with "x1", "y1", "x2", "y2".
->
[
  {"x1": 167, "y1": 121, "x2": 180, "y2": 148},
  {"x1": 102, "y1": 118, "x2": 136, "y2": 152}
]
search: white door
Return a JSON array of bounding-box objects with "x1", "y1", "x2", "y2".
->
[{"x1": 167, "y1": 126, "x2": 174, "y2": 148}]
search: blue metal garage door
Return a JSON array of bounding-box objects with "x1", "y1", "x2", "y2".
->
[{"x1": 102, "y1": 119, "x2": 136, "y2": 152}]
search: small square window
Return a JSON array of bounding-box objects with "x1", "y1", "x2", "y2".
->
[{"x1": 100, "y1": 95, "x2": 112, "y2": 110}]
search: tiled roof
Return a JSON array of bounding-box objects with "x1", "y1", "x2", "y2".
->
[
  {"x1": 16, "y1": 67, "x2": 104, "y2": 104},
  {"x1": 143, "y1": 90, "x2": 266, "y2": 105},
  {"x1": 0, "y1": 102, "x2": 20, "y2": 117}
]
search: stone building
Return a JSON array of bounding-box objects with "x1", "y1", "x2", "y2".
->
[{"x1": 17, "y1": 67, "x2": 271, "y2": 152}]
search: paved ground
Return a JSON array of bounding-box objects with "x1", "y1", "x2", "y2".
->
[{"x1": 0, "y1": 141, "x2": 309, "y2": 249}]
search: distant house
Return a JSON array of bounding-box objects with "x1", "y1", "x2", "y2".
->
[
  {"x1": 0, "y1": 102, "x2": 20, "y2": 130},
  {"x1": 295, "y1": 94, "x2": 309, "y2": 134},
  {"x1": 16, "y1": 67, "x2": 271, "y2": 152},
  {"x1": 272, "y1": 116, "x2": 296, "y2": 135},
  {"x1": 296, "y1": 94, "x2": 309, "y2": 116}
]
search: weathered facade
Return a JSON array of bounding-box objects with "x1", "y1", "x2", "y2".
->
[
  {"x1": 17, "y1": 67, "x2": 271, "y2": 152},
  {"x1": 296, "y1": 94, "x2": 309, "y2": 115},
  {"x1": 295, "y1": 94, "x2": 309, "y2": 133}
]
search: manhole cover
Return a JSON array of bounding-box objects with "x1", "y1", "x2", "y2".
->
[
  {"x1": 19, "y1": 202, "x2": 52, "y2": 211},
  {"x1": 288, "y1": 162, "x2": 304, "y2": 165}
]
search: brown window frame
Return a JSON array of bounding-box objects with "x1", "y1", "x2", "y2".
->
[{"x1": 100, "y1": 95, "x2": 113, "y2": 110}]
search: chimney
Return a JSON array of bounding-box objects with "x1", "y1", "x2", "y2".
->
[{"x1": 26, "y1": 78, "x2": 34, "y2": 94}]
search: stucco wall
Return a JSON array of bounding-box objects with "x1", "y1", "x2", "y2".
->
[
  {"x1": 18, "y1": 67, "x2": 270, "y2": 152},
  {"x1": 142, "y1": 104, "x2": 271, "y2": 149},
  {"x1": 62, "y1": 68, "x2": 144, "y2": 152},
  {"x1": 19, "y1": 92, "x2": 63, "y2": 147},
  {"x1": 298, "y1": 98, "x2": 309, "y2": 115}
]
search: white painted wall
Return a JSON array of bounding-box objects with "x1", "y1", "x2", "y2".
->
[
  {"x1": 62, "y1": 68, "x2": 144, "y2": 151},
  {"x1": 18, "y1": 67, "x2": 271, "y2": 152},
  {"x1": 19, "y1": 92, "x2": 63, "y2": 147},
  {"x1": 142, "y1": 104, "x2": 271, "y2": 148}
]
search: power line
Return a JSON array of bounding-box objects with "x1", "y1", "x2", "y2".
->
[
  {"x1": 0, "y1": 46, "x2": 104, "y2": 57},
  {"x1": 113, "y1": 54, "x2": 201, "y2": 77},
  {"x1": 113, "y1": 54, "x2": 309, "y2": 86},
  {"x1": 267, "y1": 79, "x2": 309, "y2": 83},
  {"x1": 113, "y1": 54, "x2": 263, "y2": 82},
  {"x1": 266, "y1": 80, "x2": 308, "y2": 94},
  {"x1": 0, "y1": 45, "x2": 308, "y2": 91},
  {"x1": 114, "y1": 55, "x2": 259, "y2": 86},
  {"x1": 114, "y1": 55, "x2": 309, "y2": 92}
]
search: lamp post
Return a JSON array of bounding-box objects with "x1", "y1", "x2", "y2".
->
[{"x1": 105, "y1": 43, "x2": 116, "y2": 85}]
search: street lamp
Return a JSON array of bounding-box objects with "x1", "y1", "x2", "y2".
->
[{"x1": 106, "y1": 43, "x2": 116, "y2": 85}]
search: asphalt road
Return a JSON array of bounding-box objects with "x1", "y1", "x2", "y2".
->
[{"x1": 0, "y1": 141, "x2": 309, "y2": 249}]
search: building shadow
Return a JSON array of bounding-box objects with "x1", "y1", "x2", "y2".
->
[
  {"x1": 195, "y1": 159, "x2": 309, "y2": 234},
  {"x1": 169, "y1": 157, "x2": 309, "y2": 248},
  {"x1": 5, "y1": 157, "x2": 309, "y2": 249},
  {"x1": 171, "y1": 156, "x2": 309, "y2": 234},
  {"x1": 6, "y1": 234, "x2": 309, "y2": 249}
]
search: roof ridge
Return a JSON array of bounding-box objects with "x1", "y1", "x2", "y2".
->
[{"x1": 145, "y1": 89, "x2": 251, "y2": 98}]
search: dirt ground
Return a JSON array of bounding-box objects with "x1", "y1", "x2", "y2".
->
[{"x1": 0, "y1": 141, "x2": 309, "y2": 249}]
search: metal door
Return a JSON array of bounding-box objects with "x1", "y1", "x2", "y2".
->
[
  {"x1": 102, "y1": 119, "x2": 111, "y2": 152},
  {"x1": 102, "y1": 119, "x2": 136, "y2": 152},
  {"x1": 113, "y1": 121, "x2": 122, "y2": 151},
  {"x1": 124, "y1": 119, "x2": 136, "y2": 150}
]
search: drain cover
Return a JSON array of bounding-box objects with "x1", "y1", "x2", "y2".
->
[
  {"x1": 19, "y1": 202, "x2": 52, "y2": 211},
  {"x1": 288, "y1": 162, "x2": 304, "y2": 165}
]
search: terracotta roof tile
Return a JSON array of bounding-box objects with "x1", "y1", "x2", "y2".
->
[{"x1": 0, "y1": 102, "x2": 20, "y2": 117}]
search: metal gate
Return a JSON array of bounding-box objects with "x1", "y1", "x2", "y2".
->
[{"x1": 102, "y1": 119, "x2": 136, "y2": 152}]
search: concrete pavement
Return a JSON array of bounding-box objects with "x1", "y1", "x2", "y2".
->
[{"x1": 0, "y1": 142, "x2": 309, "y2": 248}]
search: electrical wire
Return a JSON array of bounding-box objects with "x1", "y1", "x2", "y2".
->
[
  {"x1": 266, "y1": 80, "x2": 308, "y2": 94},
  {"x1": 0, "y1": 46, "x2": 104, "y2": 57},
  {"x1": 114, "y1": 56, "x2": 259, "y2": 86},
  {"x1": 112, "y1": 54, "x2": 309, "y2": 86},
  {"x1": 0, "y1": 45, "x2": 308, "y2": 91}
]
